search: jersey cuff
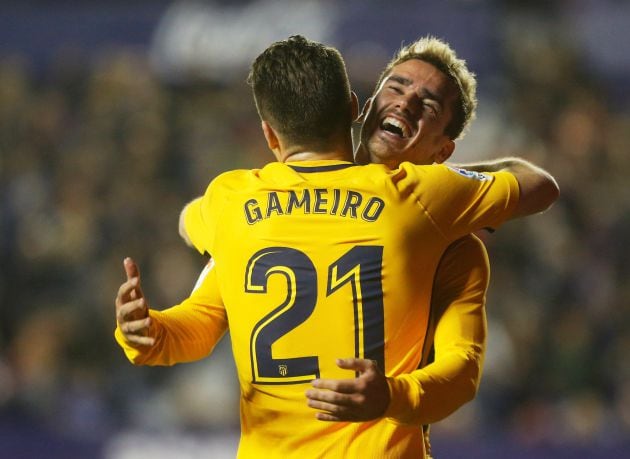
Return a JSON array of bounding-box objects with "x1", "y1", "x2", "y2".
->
[
  {"x1": 385, "y1": 374, "x2": 423, "y2": 425},
  {"x1": 113, "y1": 313, "x2": 162, "y2": 364}
]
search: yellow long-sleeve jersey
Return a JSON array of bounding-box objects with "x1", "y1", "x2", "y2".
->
[{"x1": 116, "y1": 160, "x2": 517, "y2": 458}]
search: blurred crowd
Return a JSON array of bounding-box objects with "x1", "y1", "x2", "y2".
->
[
  {"x1": 0, "y1": 49, "x2": 256, "y2": 447},
  {"x1": 1, "y1": 7, "x2": 629, "y2": 458}
]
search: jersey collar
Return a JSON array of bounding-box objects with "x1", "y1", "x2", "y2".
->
[{"x1": 286, "y1": 161, "x2": 357, "y2": 173}]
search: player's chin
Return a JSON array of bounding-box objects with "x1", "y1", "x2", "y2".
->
[
  {"x1": 372, "y1": 134, "x2": 409, "y2": 156},
  {"x1": 368, "y1": 143, "x2": 407, "y2": 169}
]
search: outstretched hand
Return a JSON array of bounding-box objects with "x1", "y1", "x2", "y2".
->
[
  {"x1": 305, "y1": 358, "x2": 390, "y2": 422},
  {"x1": 115, "y1": 257, "x2": 154, "y2": 346}
]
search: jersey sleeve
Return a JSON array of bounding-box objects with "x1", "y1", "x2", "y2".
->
[
  {"x1": 409, "y1": 164, "x2": 519, "y2": 239},
  {"x1": 114, "y1": 265, "x2": 228, "y2": 366},
  {"x1": 183, "y1": 175, "x2": 230, "y2": 256},
  {"x1": 182, "y1": 196, "x2": 208, "y2": 255},
  {"x1": 384, "y1": 234, "x2": 489, "y2": 425}
]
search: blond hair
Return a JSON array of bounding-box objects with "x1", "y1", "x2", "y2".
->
[{"x1": 376, "y1": 36, "x2": 477, "y2": 139}]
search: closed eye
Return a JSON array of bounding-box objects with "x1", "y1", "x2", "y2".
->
[{"x1": 423, "y1": 102, "x2": 439, "y2": 117}]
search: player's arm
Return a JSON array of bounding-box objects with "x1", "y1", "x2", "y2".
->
[
  {"x1": 179, "y1": 195, "x2": 212, "y2": 255},
  {"x1": 179, "y1": 173, "x2": 233, "y2": 255},
  {"x1": 179, "y1": 201, "x2": 195, "y2": 248},
  {"x1": 114, "y1": 258, "x2": 228, "y2": 366},
  {"x1": 385, "y1": 235, "x2": 489, "y2": 425},
  {"x1": 413, "y1": 161, "x2": 551, "y2": 239},
  {"x1": 450, "y1": 157, "x2": 559, "y2": 218}
]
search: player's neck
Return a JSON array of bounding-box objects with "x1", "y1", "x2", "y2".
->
[
  {"x1": 284, "y1": 150, "x2": 353, "y2": 163},
  {"x1": 281, "y1": 138, "x2": 354, "y2": 163}
]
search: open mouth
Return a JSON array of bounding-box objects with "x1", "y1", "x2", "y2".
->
[{"x1": 380, "y1": 116, "x2": 411, "y2": 138}]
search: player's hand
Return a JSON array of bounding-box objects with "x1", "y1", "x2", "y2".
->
[
  {"x1": 305, "y1": 358, "x2": 390, "y2": 422},
  {"x1": 115, "y1": 257, "x2": 155, "y2": 346}
]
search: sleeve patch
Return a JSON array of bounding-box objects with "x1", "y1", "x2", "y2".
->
[{"x1": 447, "y1": 166, "x2": 492, "y2": 182}]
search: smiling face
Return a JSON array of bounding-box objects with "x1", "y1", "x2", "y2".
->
[{"x1": 358, "y1": 59, "x2": 460, "y2": 167}]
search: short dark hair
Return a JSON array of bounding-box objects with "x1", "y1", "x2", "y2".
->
[{"x1": 247, "y1": 35, "x2": 353, "y2": 149}]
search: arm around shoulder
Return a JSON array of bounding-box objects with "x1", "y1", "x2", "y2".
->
[
  {"x1": 454, "y1": 157, "x2": 560, "y2": 219},
  {"x1": 502, "y1": 158, "x2": 559, "y2": 218}
]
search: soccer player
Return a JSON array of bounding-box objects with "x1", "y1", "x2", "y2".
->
[
  {"x1": 307, "y1": 36, "x2": 560, "y2": 456},
  {"x1": 115, "y1": 36, "x2": 558, "y2": 458}
]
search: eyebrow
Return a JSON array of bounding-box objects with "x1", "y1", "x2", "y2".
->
[
  {"x1": 388, "y1": 74, "x2": 413, "y2": 86},
  {"x1": 387, "y1": 74, "x2": 443, "y2": 105}
]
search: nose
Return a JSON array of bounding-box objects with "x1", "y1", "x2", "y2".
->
[{"x1": 395, "y1": 94, "x2": 420, "y2": 116}]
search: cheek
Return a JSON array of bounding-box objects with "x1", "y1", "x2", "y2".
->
[
  {"x1": 417, "y1": 120, "x2": 443, "y2": 142},
  {"x1": 363, "y1": 115, "x2": 380, "y2": 138},
  {"x1": 370, "y1": 96, "x2": 390, "y2": 117}
]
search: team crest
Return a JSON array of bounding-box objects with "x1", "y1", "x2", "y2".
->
[
  {"x1": 278, "y1": 364, "x2": 288, "y2": 376},
  {"x1": 447, "y1": 166, "x2": 491, "y2": 181}
]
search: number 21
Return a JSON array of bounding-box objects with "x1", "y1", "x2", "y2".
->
[{"x1": 245, "y1": 246, "x2": 385, "y2": 384}]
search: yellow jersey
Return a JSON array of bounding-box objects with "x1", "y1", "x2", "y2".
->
[{"x1": 117, "y1": 160, "x2": 518, "y2": 458}]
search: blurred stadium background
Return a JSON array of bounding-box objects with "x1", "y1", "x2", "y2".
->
[{"x1": 1, "y1": 0, "x2": 629, "y2": 457}]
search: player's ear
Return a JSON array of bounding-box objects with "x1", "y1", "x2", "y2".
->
[
  {"x1": 262, "y1": 120, "x2": 286, "y2": 161},
  {"x1": 356, "y1": 97, "x2": 372, "y2": 124},
  {"x1": 261, "y1": 120, "x2": 280, "y2": 153},
  {"x1": 433, "y1": 139, "x2": 455, "y2": 164}
]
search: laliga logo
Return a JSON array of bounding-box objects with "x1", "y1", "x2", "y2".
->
[
  {"x1": 447, "y1": 166, "x2": 491, "y2": 181},
  {"x1": 278, "y1": 364, "x2": 288, "y2": 376}
]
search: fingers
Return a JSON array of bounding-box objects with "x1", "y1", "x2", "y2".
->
[
  {"x1": 305, "y1": 390, "x2": 365, "y2": 422},
  {"x1": 310, "y1": 357, "x2": 379, "y2": 393},
  {"x1": 116, "y1": 278, "x2": 139, "y2": 306},
  {"x1": 336, "y1": 358, "x2": 378, "y2": 373},
  {"x1": 315, "y1": 412, "x2": 343, "y2": 422},
  {"x1": 124, "y1": 257, "x2": 140, "y2": 281},
  {"x1": 120, "y1": 316, "x2": 151, "y2": 335},
  {"x1": 118, "y1": 307, "x2": 152, "y2": 343},
  {"x1": 307, "y1": 398, "x2": 349, "y2": 416},
  {"x1": 124, "y1": 333, "x2": 156, "y2": 347},
  {"x1": 123, "y1": 257, "x2": 143, "y2": 299},
  {"x1": 114, "y1": 257, "x2": 154, "y2": 346},
  {"x1": 311, "y1": 377, "x2": 361, "y2": 394},
  {"x1": 306, "y1": 388, "x2": 364, "y2": 407},
  {"x1": 305, "y1": 358, "x2": 390, "y2": 422},
  {"x1": 117, "y1": 298, "x2": 148, "y2": 324}
]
